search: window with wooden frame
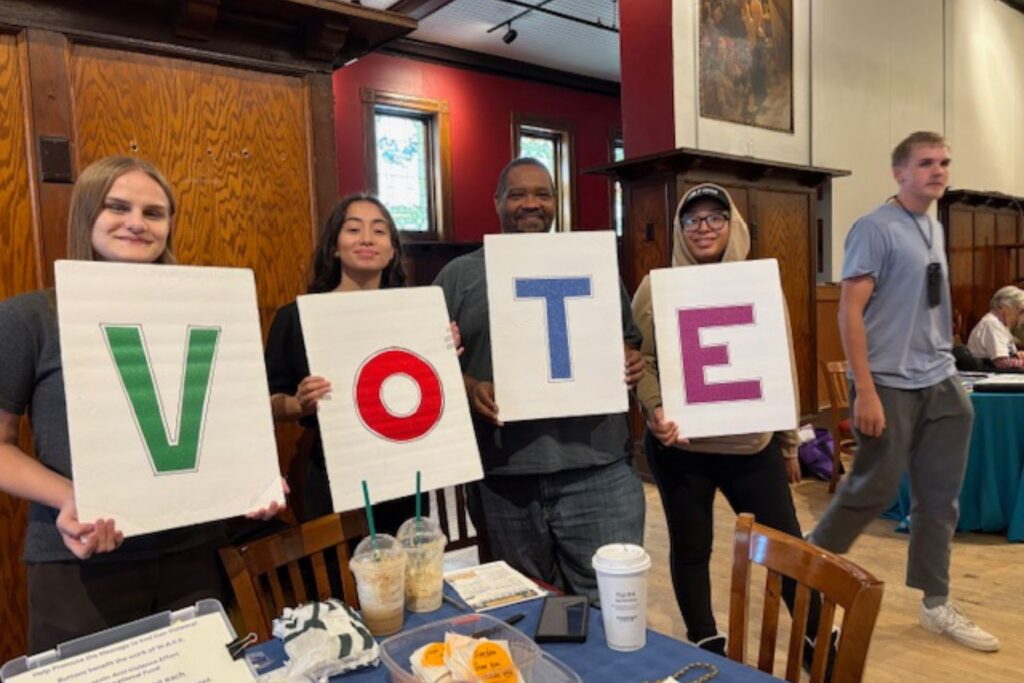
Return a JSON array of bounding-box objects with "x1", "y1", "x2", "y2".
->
[
  {"x1": 362, "y1": 89, "x2": 452, "y2": 239},
  {"x1": 511, "y1": 114, "x2": 575, "y2": 231}
]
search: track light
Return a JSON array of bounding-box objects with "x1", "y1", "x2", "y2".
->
[{"x1": 502, "y1": 23, "x2": 518, "y2": 44}]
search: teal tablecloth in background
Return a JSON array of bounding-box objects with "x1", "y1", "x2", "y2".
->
[{"x1": 886, "y1": 391, "x2": 1024, "y2": 542}]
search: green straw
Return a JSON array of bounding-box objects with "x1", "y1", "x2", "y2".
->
[
  {"x1": 415, "y1": 471, "x2": 422, "y2": 523},
  {"x1": 361, "y1": 480, "x2": 377, "y2": 550}
]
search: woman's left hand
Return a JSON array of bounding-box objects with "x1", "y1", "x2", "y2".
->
[
  {"x1": 450, "y1": 321, "x2": 464, "y2": 357},
  {"x1": 785, "y1": 457, "x2": 802, "y2": 484},
  {"x1": 245, "y1": 477, "x2": 290, "y2": 521}
]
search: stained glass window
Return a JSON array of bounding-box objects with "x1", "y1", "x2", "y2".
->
[{"x1": 375, "y1": 112, "x2": 431, "y2": 232}]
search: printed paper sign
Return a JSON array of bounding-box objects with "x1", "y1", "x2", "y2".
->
[
  {"x1": 7, "y1": 610, "x2": 256, "y2": 682},
  {"x1": 297, "y1": 287, "x2": 481, "y2": 512},
  {"x1": 651, "y1": 259, "x2": 798, "y2": 439},
  {"x1": 485, "y1": 231, "x2": 627, "y2": 422},
  {"x1": 56, "y1": 261, "x2": 284, "y2": 537}
]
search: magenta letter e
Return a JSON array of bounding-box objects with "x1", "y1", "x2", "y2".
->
[{"x1": 678, "y1": 305, "x2": 762, "y2": 404}]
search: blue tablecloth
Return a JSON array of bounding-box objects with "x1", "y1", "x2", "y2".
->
[
  {"x1": 248, "y1": 591, "x2": 780, "y2": 682},
  {"x1": 885, "y1": 391, "x2": 1024, "y2": 541}
]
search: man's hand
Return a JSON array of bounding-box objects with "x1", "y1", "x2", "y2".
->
[
  {"x1": 57, "y1": 497, "x2": 123, "y2": 559},
  {"x1": 648, "y1": 406, "x2": 688, "y2": 446},
  {"x1": 469, "y1": 380, "x2": 502, "y2": 426},
  {"x1": 853, "y1": 390, "x2": 886, "y2": 437},
  {"x1": 624, "y1": 346, "x2": 644, "y2": 389}
]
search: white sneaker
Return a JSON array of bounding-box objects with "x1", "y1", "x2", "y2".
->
[{"x1": 919, "y1": 602, "x2": 1000, "y2": 652}]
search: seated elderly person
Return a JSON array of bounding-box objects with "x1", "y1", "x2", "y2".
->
[{"x1": 967, "y1": 285, "x2": 1024, "y2": 370}]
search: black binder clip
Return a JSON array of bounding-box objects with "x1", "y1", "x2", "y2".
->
[{"x1": 226, "y1": 632, "x2": 257, "y2": 660}]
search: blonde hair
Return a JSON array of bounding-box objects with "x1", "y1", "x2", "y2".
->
[
  {"x1": 891, "y1": 131, "x2": 948, "y2": 168},
  {"x1": 65, "y1": 155, "x2": 177, "y2": 263}
]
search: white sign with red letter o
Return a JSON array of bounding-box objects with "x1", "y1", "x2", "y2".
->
[{"x1": 297, "y1": 287, "x2": 481, "y2": 513}]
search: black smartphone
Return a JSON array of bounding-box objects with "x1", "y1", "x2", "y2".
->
[{"x1": 534, "y1": 595, "x2": 589, "y2": 643}]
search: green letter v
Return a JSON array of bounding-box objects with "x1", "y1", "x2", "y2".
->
[{"x1": 102, "y1": 325, "x2": 220, "y2": 474}]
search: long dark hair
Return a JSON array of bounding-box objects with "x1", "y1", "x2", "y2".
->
[{"x1": 307, "y1": 194, "x2": 406, "y2": 293}]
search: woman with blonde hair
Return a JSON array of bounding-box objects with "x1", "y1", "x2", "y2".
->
[{"x1": 0, "y1": 155, "x2": 279, "y2": 653}]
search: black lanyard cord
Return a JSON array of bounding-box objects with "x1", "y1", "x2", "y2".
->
[{"x1": 891, "y1": 195, "x2": 935, "y2": 257}]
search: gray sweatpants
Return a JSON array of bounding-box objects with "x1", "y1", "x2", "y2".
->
[{"x1": 808, "y1": 375, "x2": 972, "y2": 597}]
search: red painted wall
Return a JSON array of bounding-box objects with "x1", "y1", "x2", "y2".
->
[
  {"x1": 333, "y1": 53, "x2": 621, "y2": 242},
  {"x1": 620, "y1": 0, "x2": 675, "y2": 157}
]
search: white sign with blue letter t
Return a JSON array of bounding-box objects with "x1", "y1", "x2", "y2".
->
[{"x1": 484, "y1": 231, "x2": 627, "y2": 422}]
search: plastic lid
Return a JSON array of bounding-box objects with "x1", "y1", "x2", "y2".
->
[
  {"x1": 396, "y1": 517, "x2": 447, "y2": 548},
  {"x1": 352, "y1": 533, "x2": 405, "y2": 564},
  {"x1": 591, "y1": 543, "x2": 651, "y2": 574}
]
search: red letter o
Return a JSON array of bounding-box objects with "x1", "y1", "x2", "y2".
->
[{"x1": 354, "y1": 348, "x2": 444, "y2": 442}]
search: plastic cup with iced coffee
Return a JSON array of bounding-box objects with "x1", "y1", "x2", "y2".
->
[
  {"x1": 351, "y1": 533, "x2": 407, "y2": 636},
  {"x1": 397, "y1": 517, "x2": 447, "y2": 613}
]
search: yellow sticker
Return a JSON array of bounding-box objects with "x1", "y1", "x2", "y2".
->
[
  {"x1": 471, "y1": 641, "x2": 516, "y2": 682},
  {"x1": 422, "y1": 642, "x2": 445, "y2": 668}
]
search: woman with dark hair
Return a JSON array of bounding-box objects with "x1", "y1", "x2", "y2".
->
[
  {"x1": 0, "y1": 155, "x2": 281, "y2": 654},
  {"x1": 265, "y1": 194, "x2": 425, "y2": 529}
]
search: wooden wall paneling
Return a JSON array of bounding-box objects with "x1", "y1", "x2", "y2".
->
[
  {"x1": 23, "y1": 29, "x2": 75, "y2": 286},
  {"x1": 947, "y1": 207, "x2": 974, "y2": 340},
  {"x1": 815, "y1": 284, "x2": 842, "y2": 410},
  {"x1": 972, "y1": 211, "x2": 995, "y2": 328},
  {"x1": 995, "y1": 211, "x2": 1018, "y2": 286},
  {"x1": 68, "y1": 45, "x2": 315, "y2": 333},
  {"x1": 624, "y1": 179, "x2": 673, "y2": 293},
  {"x1": 305, "y1": 72, "x2": 340, "y2": 235},
  {"x1": 0, "y1": 29, "x2": 37, "y2": 664},
  {"x1": 753, "y1": 189, "x2": 815, "y2": 415}
]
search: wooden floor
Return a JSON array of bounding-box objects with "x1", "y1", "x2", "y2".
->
[{"x1": 643, "y1": 477, "x2": 1024, "y2": 682}]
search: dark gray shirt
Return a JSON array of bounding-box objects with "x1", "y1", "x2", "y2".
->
[
  {"x1": 433, "y1": 248, "x2": 642, "y2": 476},
  {"x1": 0, "y1": 290, "x2": 224, "y2": 563}
]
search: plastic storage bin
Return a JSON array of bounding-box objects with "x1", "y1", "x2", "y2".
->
[{"x1": 379, "y1": 613, "x2": 581, "y2": 683}]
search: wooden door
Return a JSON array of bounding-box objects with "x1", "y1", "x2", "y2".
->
[{"x1": 69, "y1": 45, "x2": 316, "y2": 331}]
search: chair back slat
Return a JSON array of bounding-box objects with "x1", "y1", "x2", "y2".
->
[
  {"x1": 219, "y1": 512, "x2": 368, "y2": 642},
  {"x1": 809, "y1": 599, "x2": 838, "y2": 683},
  {"x1": 784, "y1": 584, "x2": 811, "y2": 682},
  {"x1": 757, "y1": 570, "x2": 782, "y2": 673},
  {"x1": 267, "y1": 570, "x2": 287, "y2": 618},
  {"x1": 729, "y1": 514, "x2": 884, "y2": 683},
  {"x1": 287, "y1": 561, "x2": 308, "y2": 604},
  {"x1": 311, "y1": 551, "x2": 332, "y2": 601}
]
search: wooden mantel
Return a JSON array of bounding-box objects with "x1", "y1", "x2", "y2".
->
[
  {"x1": 0, "y1": 0, "x2": 418, "y2": 73},
  {"x1": 587, "y1": 145, "x2": 850, "y2": 187}
]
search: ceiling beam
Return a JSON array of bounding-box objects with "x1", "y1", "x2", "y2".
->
[{"x1": 386, "y1": 0, "x2": 455, "y2": 21}]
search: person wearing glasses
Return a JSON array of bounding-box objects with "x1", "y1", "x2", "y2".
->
[
  {"x1": 631, "y1": 183, "x2": 832, "y2": 671},
  {"x1": 807, "y1": 131, "x2": 998, "y2": 652},
  {"x1": 966, "y1": 286, "x2": 1024, "y2": 371}
]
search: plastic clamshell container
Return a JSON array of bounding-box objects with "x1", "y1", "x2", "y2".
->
[{"x1": 379, "y1": 613, "x2": 581, "y2": 683}]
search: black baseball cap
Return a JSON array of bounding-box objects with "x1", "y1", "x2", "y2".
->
[{"x1": 679, "y1": 185, "x2": 729, "y2": 217}]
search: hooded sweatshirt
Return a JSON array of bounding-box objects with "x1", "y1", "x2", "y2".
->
[{"x1": 630, "y1": 183, "x2": 800, "y2": 458}]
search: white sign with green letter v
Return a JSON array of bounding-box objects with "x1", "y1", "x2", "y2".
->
[{"x1": 56, "y1": 261, "x2": 284, "y2": 538}]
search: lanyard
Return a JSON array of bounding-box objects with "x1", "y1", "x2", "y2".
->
[{"x1": 891, "y1": 196, "x2": 935, "y2": 261}]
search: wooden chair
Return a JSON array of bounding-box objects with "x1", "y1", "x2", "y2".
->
[
  {"x1": 435, "y1": 483, "x2": 493, "y2": 563},
  {"x1": 820, "y1": 359, "x2": 856, "y2": 493},
  {"x1": 728, "y1": 514, "x2": 884, "y2": 683},
  {"x1": 219, "y1": 511, "x2": 368, "y2": 642}
]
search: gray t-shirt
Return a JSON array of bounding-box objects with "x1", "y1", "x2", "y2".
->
[
  {"x1": 0, "y1": 290, "x2": 224, "y2": 563},
  {"x1": 841, "y1": 203, "x2": 956, "y2": 389},
  {"x1": 433, "y1": 248, "x2": 642, "y2": 476}
]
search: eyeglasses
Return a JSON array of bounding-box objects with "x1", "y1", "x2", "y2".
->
[{"x1": 681, "y1": 213, "x2": 729, "y2": 233}]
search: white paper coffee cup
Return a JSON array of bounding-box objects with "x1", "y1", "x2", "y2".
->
[{"x1": 592, "y1": 543, "x2": 652, "y2": 651}]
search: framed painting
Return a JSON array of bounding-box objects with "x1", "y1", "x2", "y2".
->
[{"x1": 699, "y1": 0, "x2": 793, "y2": 132}]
